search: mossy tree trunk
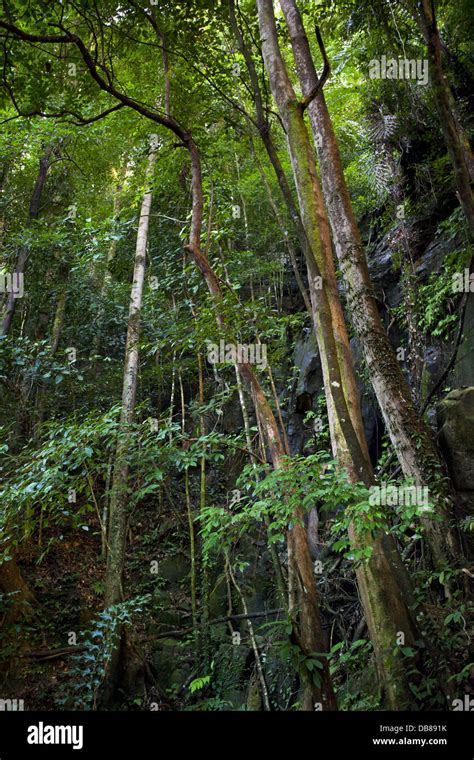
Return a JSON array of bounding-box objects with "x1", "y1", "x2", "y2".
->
[
  {"x1": 413, "y1": 0, "x2": 474, "y2": 238},
  {"x1": 1, "y1": 145, "x2": 54, "y2": 335},
  {"x1": 280, "y1": 0, "x2": 463, "y2": 575},
  {"x1": 257, "y1": 0, "x2": 433, "y2": 708}
]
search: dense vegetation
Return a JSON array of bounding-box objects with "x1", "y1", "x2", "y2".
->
[{"x1": 0, "y1": 0, "x2": 472, "y2": 713}]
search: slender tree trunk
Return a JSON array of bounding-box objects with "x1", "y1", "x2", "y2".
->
[
  {"x1": 0, "y1": 159, "x2": 10, "y2": 248},
  {"x1": 104, "y1": 145, "x2": 157, "y2": 607},
  {"x1": 413, "y1": 0, "x2": 474, "y2": 237},
  {"x1": 100, "y1": 143, "x2": 157, "y2": 701},
  {"x1": 227, "y1": 557, "x2": 271, "y2": 711},
  {"x1": 197, "y1": 350, "x2": 211, "y2": 665},
  {"x1": 92, "y1": 171, "x2": 125, "y2": 355},
  {"x1": 1, "y1": 146, "x2": 53, "y2": 336},
  {"x1": 34, "y1": 263, "x2": 70, "y2": 432},
  {"x1": 50, "y1": 267, "x2": 69, "y2": 355},
  {"x1": 235, "y1": 364, "x2": 288, "y2": 607},
  {"x1": 179, "y1": 369, "x2": 198, "y2": 640},
  {"x1": 249, "y1": 134, "x2": 312, "y2": 317}
]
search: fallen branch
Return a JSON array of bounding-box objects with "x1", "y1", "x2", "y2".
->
[
  {"x1": 152, "y1": 607, "x2": 286, "y2": 640},
  {"x1": 21, "y1": 608, "x2": 286, "y2": 659},
  {"x1": 24, "y1": 645, "x2": 86, "y2": 661}
]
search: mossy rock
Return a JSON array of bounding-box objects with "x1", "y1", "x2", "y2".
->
[
  {"x1": 208, "y1": 575, "x2": 228, "y2": 618},
  {"x1": 438, "y1": 387, "x2": 474, "y2": 490},
  {"x1": 152, "y1": 640, "x2": 181, "y2": 689},
  {"x1": 170, "y1": 665, "x2": 192, "y2": 689},
  {"x1": 159, "y1": 554, "x2": 190, "y2": 583},
  {"x1": 220, "y1": 688, "x2": 247, "y2": 710}
]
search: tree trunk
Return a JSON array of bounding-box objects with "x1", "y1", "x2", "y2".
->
[
  {"x1": 92, "y1": 171, "x2": 125, "y2": 355},
  {"x1": 279, "y1": 0, "x2": 463, "y2": 574},
  {"x1": 50, "y1": 267, "x2": 69, "y2": 355},
  {"x1": 104, "y1": 145, "x2": 156, "y2": 608},
  {"x1": 0, "y1": 554, "x2": 36, "y2": 622},
  {"x1": 257, "y1": 0, "x2": 436, "y2": 708},
  {"x1": 413, "y1": 0, "x2": 474, "y2": 238},
  {"x1": 0, "y1": 159, "x2": 10, "y2": 248},
  {"x1": 1, "y1": 145, "x2": 53, "y2": 336},
  {"x1": 34, "y1": 263, "x2": 70, "y2": 432}
]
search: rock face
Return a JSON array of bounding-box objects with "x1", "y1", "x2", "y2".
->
[
  {"x1": 438, "y1": 387, "x2": 474, "y2": 492},
  {"x1": 437, "y1": 387, "x2": 474, "y2": 560},
  {"x1": 368, "y1": 223, "x2": 474, "y2": 394},
  {"x1": 286, "y1": 218, "x2": 474, "y2": 461},
  {"x1": 454, "y1": 294, "x2": 474, "y2": 388},
  {"x1": 286, "y1": 328, "x2": 323, "y2": 455}
]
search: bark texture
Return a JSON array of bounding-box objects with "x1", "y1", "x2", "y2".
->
[
  {"x1": 258, "y1": 0, "x2": 430, "y2": 708},
  {"x1": 280, "y1": 0, "x2": 463, "y2": 573},
  {"x1": 105, "y1": 146, "x2": 157, "y2": 607},
  {"x1": 1, "y1": 146, "x2": 53, "y2": 336},
  {"x1": 413, "y1": 0, "x2": 474, "y2": 237}
]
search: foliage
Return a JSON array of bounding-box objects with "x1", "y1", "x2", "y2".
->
[
  {"x1": 55, "y1": 595, "x2": 151, "y2": 710},
  {"x1": 0, "y1": 0, "x2": 471, "y2": 715}
]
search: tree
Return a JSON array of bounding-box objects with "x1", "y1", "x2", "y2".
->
[
  {"x1": 105, "y1": 143, "x2": 157, "y2": 608},
  {"x1": 256, "y1": 0, "x2": 449, "y2": 708},
  {"x1": 1, "y1": 145, "x2": 54, "y2": 335},
  {"x1": 0, "y1": 0, "x2": 470, "y2": 714},
  {"x1": 278, "y1": 0, "x2": 464, "y2": 577},
  {"x1": 410, "y1": 0, "x2": 474, "y2": 238}
]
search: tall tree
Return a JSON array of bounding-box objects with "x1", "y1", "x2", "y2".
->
[
  {"x1": 105, "y1": 143, "x2": 157, "y2": 608},
  {"x1": 411, "y1": 0, "x2": 474, "y2": 237},
  {"x1": 1, "y1": 145, "x2": 54, "y2": 335},
  {"x1": 256, "y1": 0, "x2": 441, "y2": 708},
  {"x1": 279, "y1": 0, "x2": 463, "y2": 575}
]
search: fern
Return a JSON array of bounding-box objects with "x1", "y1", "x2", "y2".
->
[
  {"x1": 55, "y1": 595, "x2": 151, "y2": 710},
  {"x1": 357, "y1": 148, "x2": 394, "y2": 202},
  {"x1": 368, "y1": 113, "x2": 398, "y2": 143}
]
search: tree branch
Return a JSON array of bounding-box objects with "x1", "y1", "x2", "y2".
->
[
  {"x1": 0, "y1": 102, "x2": 125, "y2": 126},
  {"x1": 300, "y1": 27, "x2": 330, "y2": 111},
  {"x1": 0, "y1": 18, "x2": 189, "y2": 143}
]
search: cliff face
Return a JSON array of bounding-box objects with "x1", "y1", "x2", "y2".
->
[
  {"x1": 438, "y1": 387, "x2": 474, "y2": 560},
  {"x1": 286, "y1": 214, "x2": 473, "y2": 462}
]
